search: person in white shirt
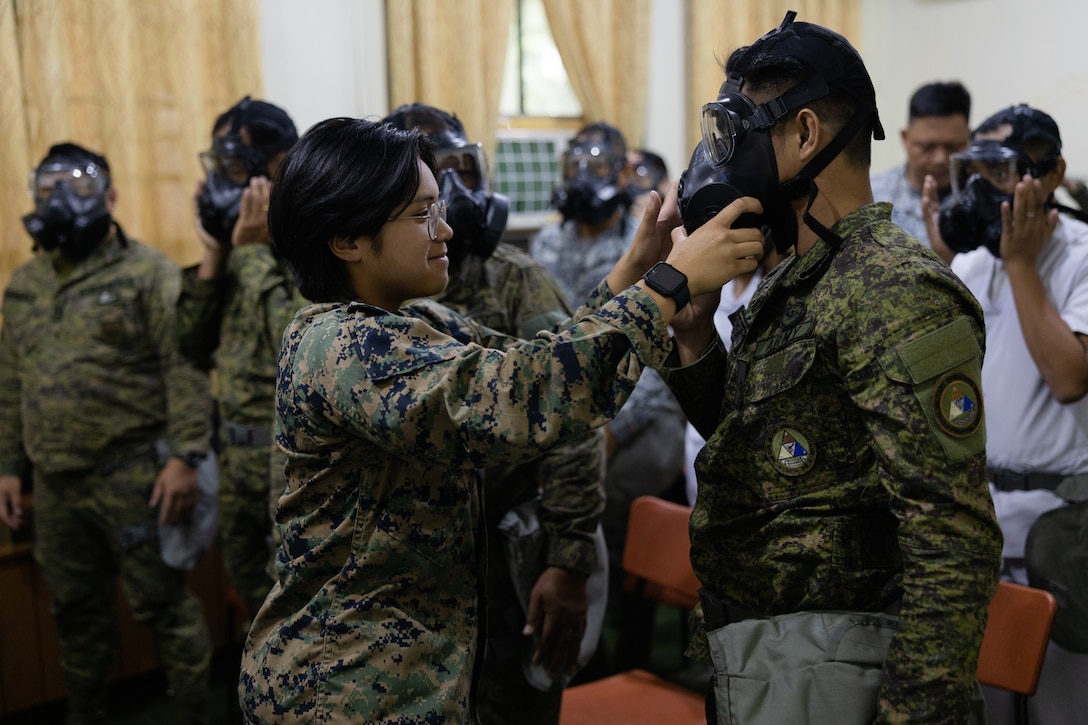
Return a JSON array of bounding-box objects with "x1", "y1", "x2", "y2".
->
[
  {"x1": 872, "y1": 81, "x2": 970, "y2": 263},
  {"x1": 932, "y1": 103, "x2": 1088, "y2": 725}
]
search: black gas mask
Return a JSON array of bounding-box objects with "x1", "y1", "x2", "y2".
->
[
  {"x1": 22, "y1": 158, "x2": 112, "y2": 258},
  {"x1": 552, "y1": 135, "x2": 630, "y2": 225},
  {"x1": 196, "y1": 97, "x2": 298, "y2": 245},
  {"x1": 677, "y1": 11, "x2": 885, "y2": 254},
  {"x1": 677, "y1": 94, "x2": 782, "y2": 239},
  {"x1": 196, "y1": 132, "x2": 269, "y2": 245},
  {"x1": 938, "y1": 139, "x2": 1060, "y2": 258},
  {"x1": 434, "y1": 145, "x2": 509, "y2": 262}
]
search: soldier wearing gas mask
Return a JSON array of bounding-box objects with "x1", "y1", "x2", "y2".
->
[
  {"x1": 667, "y1": 12, "x2": 999, "y2": 723},
  {"x1": 532, "y1": 123, "x2": 633, "y2": 305},
  {"x1": 382, "y1": 103, "x2": 606, "y2": 725},
  {"x1": 933, "y1": 105, "x2": 1088, "y2": 725},
  {"x1": 177, "y1": 97, "x2": 307, "y2": 620},
  {"x1": 1, "y1": 143, "x2": 213, "y2": 723}
]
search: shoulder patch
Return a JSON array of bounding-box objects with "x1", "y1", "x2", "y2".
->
[
  {"x1": 932, "y1": 372, "x2": 983, "y2": 438},
  {"x1": 770, "y1": 425, "x2": 816, "y2": 476}
]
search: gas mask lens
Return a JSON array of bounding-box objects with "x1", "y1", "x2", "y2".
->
[
  {"x1": 562, "y1": 146, "x2": 614, "y2": 180},
  {"x1": 435, "y1": 144, "x2": 487, "y2": 192},
  {"x1": 950, "y1": 142, "x2": 1020, "y2": 196},
  {"x1": 29, "y1": 162, "x2": 108, "y2": 204},
  {"x1": 199, "y1": 135, "x2": 251, "y2": 184},
  {"x1": 700, "y1": 95, "x2": 757, "y2": 167}
]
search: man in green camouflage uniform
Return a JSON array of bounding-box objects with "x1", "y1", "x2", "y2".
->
[
  {"x1": 664, "y1": 15, "x2": 1002, "y2": 723},
  {"x1": 180, "y1": 98, "x2": 305, "y2": 618},
  {"x1": 0, "y1": 143, "x2": 212, "y2": 724},
  {"x1": 238, "y1": 117, "x2": 766, "y2": 724},
  {"x1": 384, "y1": 104, "x2": 606, "y2": 725}
]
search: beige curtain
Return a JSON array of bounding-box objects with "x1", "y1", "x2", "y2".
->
[
  {"x1": 0, "y1": 0, "x2": 261, "y2": 295},
  {"x1": 386, "y1": 0, "x2": 513, "y2": 161},
  {"x1": 541, "y1": 0, "x2": 651, "y2": 148},
  {"x1": 686, "y1": 0, "x2": 861, "y2": 150}
]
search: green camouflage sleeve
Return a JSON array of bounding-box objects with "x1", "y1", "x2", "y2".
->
[
  {"x1": 227, "y1": 244, "x2": 307, "y2": 355},
  {"x1": 0, "y1": 295, "x2": 26, "y2": 477},
  {"x1": 290, "y1": 288, "x2": 670, "y2": 471},
  {"x1": 658, "y1": 333, "x2": 730, "y2": 439},
  {"x1": 153, "y1": 261, "x2": 212, "y2": 458},
  {"x1": 176, "y1": 265, "x2": 226, "y2": 370},
  {"x1": 539, "y1": 430, "x2": 606, "y2": 574},
  {"x1": 844, "y1": 275, "x2": 1001, "y2": 722}
]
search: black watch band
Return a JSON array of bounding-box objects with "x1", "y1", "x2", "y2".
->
[
  {"x1": 642, "y1": 262, "x2": 691, "y2": 312},
  {"x1": 176, "y1": 451, "x2": 205, "y2": 469}
]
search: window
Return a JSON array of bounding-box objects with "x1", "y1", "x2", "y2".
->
[
  {"x1": 499, "y1": 0, "x2": 581, "y2": 118},
  {"x1": 494, "y1": 0, "x2": 583, "y2": 233}
]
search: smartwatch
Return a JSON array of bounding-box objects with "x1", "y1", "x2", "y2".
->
[{"x1": 641, "y1": 262, "x2": 691, "y2": 312}]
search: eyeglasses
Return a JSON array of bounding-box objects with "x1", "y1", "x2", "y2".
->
[{"x1": 388, "y1": 199, "x2": 447, "y2": 240}]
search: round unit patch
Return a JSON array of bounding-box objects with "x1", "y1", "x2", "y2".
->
[
  {"x1": 933, "y1": 372, "x2": 982, "y2": 438},
  {"x1": 770, "y1": 425, "x2": 815, "y2": 476}
]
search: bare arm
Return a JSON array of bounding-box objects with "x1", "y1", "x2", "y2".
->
[{"x1": 1002, "y1": 176, "x2": 1088, "y2": 402}]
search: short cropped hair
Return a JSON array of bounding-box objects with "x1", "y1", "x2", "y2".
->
[
  {"x1": 908, "y1": 81, "x2": 971, "y2": 122},
  {"x1": 742, "y1": 53, "x2": 872, "y2": 165},
  {"x1": 269, "y1": 117, "x2": 438, "y2": 302}
]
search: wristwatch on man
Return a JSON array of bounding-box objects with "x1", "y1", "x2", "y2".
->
[
  {"x1": 176, "y1": 451, "x2": 205, "y2": 469},
  {"x1": 641, "y1": 261, "x2": 691, "y2": 312}
]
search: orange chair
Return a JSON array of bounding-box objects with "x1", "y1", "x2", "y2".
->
[
  {"x1": 559, "y1": 496, "x2": 706, "y2": 725},
  {"x1": 976, "y1": 580, "x2": 1057, "y2": 725}
]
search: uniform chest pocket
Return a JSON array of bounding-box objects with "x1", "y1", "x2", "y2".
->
[
  {"x1": 743, "y1": 338, "x2": 817, "y2": 403},
  {"x1": 70, "y1": 283, "x2": 143, "y2": 348}
]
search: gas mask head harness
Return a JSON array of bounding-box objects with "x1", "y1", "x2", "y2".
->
[
  {"x1": 197, "y1": 96, "x2": 298, "y2": 245},
  {"x1": 552, "y1": 123, "x2": 631, "y2": 225},
  {"x1": 677, "y1": 11, "x2": 884, "y2": 254},
  {"x1": 382, "y1": 103, "x2": 509, "y2": 262},
  {"x1": 938, "y1": 104, "x2": 1080, "y2": 258},
  {"x1": 22, "y1": 142, "x2": 116, "y2": 258}
]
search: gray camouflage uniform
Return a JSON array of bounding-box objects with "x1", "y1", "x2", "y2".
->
[
  {"x1": 239, "y1": 282, "x2": 669, "y2": 725},
  {"x1": 0, "y1": 231, "x2": 213, "y2": 724},
  {"x1": 661, "y1": 203, "x2": 1002, "y2": 723},
  {"x1": 434, "y1": 243, "x2": 606, "y2": 725}
]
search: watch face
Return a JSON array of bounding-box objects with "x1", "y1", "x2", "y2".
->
[{"x1": 648, "y1": 262, "x2": 686, "y2": 294}]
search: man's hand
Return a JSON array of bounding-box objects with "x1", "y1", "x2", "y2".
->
[
  {"x1": 921, "y1": 174, "x2": 956, "y2": 264},
  {"x1": 0, "y1": 474, "x2": 23, "y2": 530},
  {"x1": 149, "y1": 457, "x2": 199, "y2": 527},
  {"x1": 231, "y1": 177, "x2": 273, "y2": 247},
  {"x1": 1001, "y1": 174, "x2": 1059, "y2": 269},
  {"x1": 523, "y1": 566, "x2": 590, "y2": 679}
]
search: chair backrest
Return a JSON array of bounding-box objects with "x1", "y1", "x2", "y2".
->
[
  {"x1": 621, "y1": 495, "x2": 701, "y2": 610},
  {"x1": 976, "y1": 580, "x2": 1056, "y2": 696}
]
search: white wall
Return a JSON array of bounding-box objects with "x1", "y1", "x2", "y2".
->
[
  {"x1": 862, "y1": 0, "x2": 1088, "y2": 180},
  {"x1": 259, "y1": 0, "x2": 388, "y2": 136},
  {"x1": 259, "y1": 0, "x2": 1088, "y2": 180}
]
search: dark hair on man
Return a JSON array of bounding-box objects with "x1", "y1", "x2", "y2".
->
[
  {"x1": 40, "y1": 142, "x2": 111, "y2": 187},
  {"x1": 908, "y1": 81, "x2": 971, "y2": 122},
  {"x1": 741, "y1": 53, "x2": 872, "y2": 165},
  {"x1": 975, "y1": 103, "x2": 1062, "y2": 173},
  {"x1": 269, "y1": 117, "x2": 438, "y2": 303}
]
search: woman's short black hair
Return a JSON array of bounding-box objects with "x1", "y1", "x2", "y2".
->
[{"x1": 269, "y1": 117, "x2": 437, "y2": 302}]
